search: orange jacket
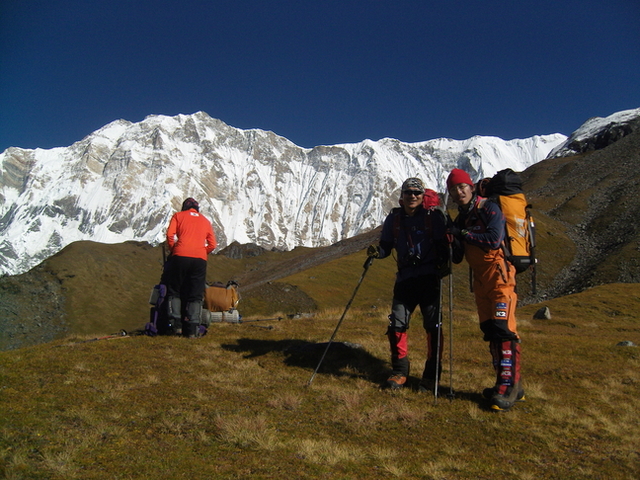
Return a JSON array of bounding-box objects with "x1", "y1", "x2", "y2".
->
[{"x1": 166, "y1": 208, "x2": 217, "y2": 260}]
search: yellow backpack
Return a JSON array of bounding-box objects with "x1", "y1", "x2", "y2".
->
[{"x1": 477, "y1": 169, "x2": 537, "y2": 293}]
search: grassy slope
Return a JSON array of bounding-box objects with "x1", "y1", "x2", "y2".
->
[
  {"x1": 1, "y1": 283, "x2": 639, "y2": 479},
  {"x1": 2, "y1": 137, "x2": 640, "y2": 476}
]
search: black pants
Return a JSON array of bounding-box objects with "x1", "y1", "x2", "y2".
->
[
  {"x1": 388, "y1": 274, "x2": 441, "y2": 332},
  {"x1": 164, "y1": 256, "x2": 207, "y2": 313},
  {"x1": 387, "y1": 274, "x2": 442, "y2": 379}
]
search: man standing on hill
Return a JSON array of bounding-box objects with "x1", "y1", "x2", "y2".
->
[
  {"x1": 165, "y1": 198, "x2": 217, "y2": 338},
  {"x1": 367, "y1": 178, "x2": 449, "y2": 392},
  {"x1": 446, "y1": 168, "x2": 524, "y2": 411}
]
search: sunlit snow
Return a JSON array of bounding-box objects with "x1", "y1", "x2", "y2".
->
[{"x1": 0, "y1": 112, "x2": 572, "y2": 276}]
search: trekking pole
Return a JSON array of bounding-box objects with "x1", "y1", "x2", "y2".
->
[
  {"x1": 446, "y1": 242, "x2": 455, "y2": 401},
  {"x1": 56, "y1": 329, "x2": 129, "y2": 347},
  {"x1": 440, "y1": 188, "x2": 455, "y2": 401},
  {"x1": 307, "y1": 256, "x2": 375, "y2": 386},
  {"x1": 433, "y1": 277, "x2": 444, "y2": 405},
  {"x1": 239, "y1": 316, "x2": 284, "y2": 323}
]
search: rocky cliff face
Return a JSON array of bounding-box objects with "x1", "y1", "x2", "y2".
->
[{"x1": 1, "y1": 111, "x2": 567, "y2": 276}]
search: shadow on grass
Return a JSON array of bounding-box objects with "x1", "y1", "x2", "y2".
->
[
  {"x1": 451, "y1": 389, "x2": 493, "y2": 409},
  {"x1": 440, "y1": 389, "x2": 527, "y2": 412},
  {"x1": 222, "y1": 338, "x2": 388, "y2": 384}
]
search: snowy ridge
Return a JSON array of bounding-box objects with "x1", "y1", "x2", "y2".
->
[
  {"x1": 547, "y1": 108, "x2": 640, "y2": 158},
  {"x1": 1, "y1": 112, "x2": 566, "y2": 276}
]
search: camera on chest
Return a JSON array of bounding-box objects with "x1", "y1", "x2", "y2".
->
[{"x1": 405, "y1": 249, "x2": 421, "y2": 266}]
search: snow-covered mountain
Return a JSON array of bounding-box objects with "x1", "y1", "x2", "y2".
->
[
  {"x1": 547, "y1": 108, "x2": 640, "y2": 158},
  {"x1": 1, "y1": 111, "x2": 565, "y2": 276}
]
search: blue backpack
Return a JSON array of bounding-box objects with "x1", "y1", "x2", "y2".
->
[{"x1": 145, "y1": 283, "x2": 172, "y2": 336}]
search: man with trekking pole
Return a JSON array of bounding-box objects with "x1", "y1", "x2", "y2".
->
[
  {"x1": 367, "y1": 178, "x2": 450, "y2": 392},
  {"x1": 446, "y1": 169, "x2": 524, "y2": 411}
]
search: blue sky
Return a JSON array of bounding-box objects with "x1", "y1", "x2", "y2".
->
[{"x1": 1, "y1": 0, "x2": 639, "y2": 152}]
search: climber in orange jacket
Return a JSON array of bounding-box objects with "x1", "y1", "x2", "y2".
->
[{"x1": 164, "y1": 198, "x2": 217, "y2": 337}]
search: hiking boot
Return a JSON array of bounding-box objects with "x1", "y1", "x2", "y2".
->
[
  {"x1": 386, "y1": 373, "x2": 407, "y2": 390},
  {"x1": 418, "y1": 378, "x2": 437, "y2": 394},
  {"x1": 485, "y1": 384, "x2": 525, "y2": 412},
  {"x1": 181, "y1": 320, "x2": 199, "y2": 338},
  {"x1": 490, "y1": 393, "x2": 516, "y2": 411},
  {"x1": 482, "y1": 386, "x2": 525, "y2": 402}
]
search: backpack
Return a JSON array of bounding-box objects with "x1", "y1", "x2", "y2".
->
[
  {"x1": 476, "y1": 168, "x2": 537, "y2": 293},
  {"x1": 202, "y1": 281, "x2": 241, "y2": 324},
  {"x1": 145, "y1": 283, "x2": 173, "y2": 335},
  {"x1": 203, "y1": 281, "x2": 240, "y2": 311},
  {"x1": 146, "y1": 284, "x2": 214, "y2": 335},
  {"x1": 422, "y1": 188, "x2": 442, "y2": 209}
]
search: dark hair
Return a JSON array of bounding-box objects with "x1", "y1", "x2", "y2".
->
[{"x1": 181, "y1": 198, "x2": 199, "y2": 211}]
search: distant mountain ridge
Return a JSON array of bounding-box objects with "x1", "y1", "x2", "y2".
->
[
  {"x1": 0, "y1": 112, "x2": 567, "y2": 276},
  {"x1": 547, "y1": 108, "x2": 640, "y2": 158}
]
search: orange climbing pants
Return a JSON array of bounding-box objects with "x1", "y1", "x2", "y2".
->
[{"x1": 466, "y1": 246, "x2": 519, "y2": 341}]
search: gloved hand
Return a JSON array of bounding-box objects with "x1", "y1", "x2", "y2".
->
[
  {"x1": 437, "y1": 260, "x2": 451, "y2": 278},
  {"x1": 367, "y1": 244, "x2": 380, "y2": 258},
  {"x1": 448, "y1": 225, "x2": 468, "y2": 241}
]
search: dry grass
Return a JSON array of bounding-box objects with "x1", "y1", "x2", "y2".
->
[
  {"x1": 215, "y1": 413, "x2": 282, "y2": 450},
  {"x1": 1, "y1": 283, "x2": 640, "y2": 479}
]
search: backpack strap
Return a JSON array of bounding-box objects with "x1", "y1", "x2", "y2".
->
[
  {"x1": 472, "y1": 197, "x2": 512, "y2": 276},
  {"x1": 391, "y1": 206, "x2": 436, "y2": 246},
  {"x1": 391, "y1": 207, "x2": 402, "y2": 248}
]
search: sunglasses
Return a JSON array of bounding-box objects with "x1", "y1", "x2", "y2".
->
[{"x1": 403, "y1": 190, "x2": 423, "y2": 197}]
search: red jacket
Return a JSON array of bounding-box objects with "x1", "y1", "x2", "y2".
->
[{"x1": 166, "y1": 208, "x2": 217, "y2": 260}]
